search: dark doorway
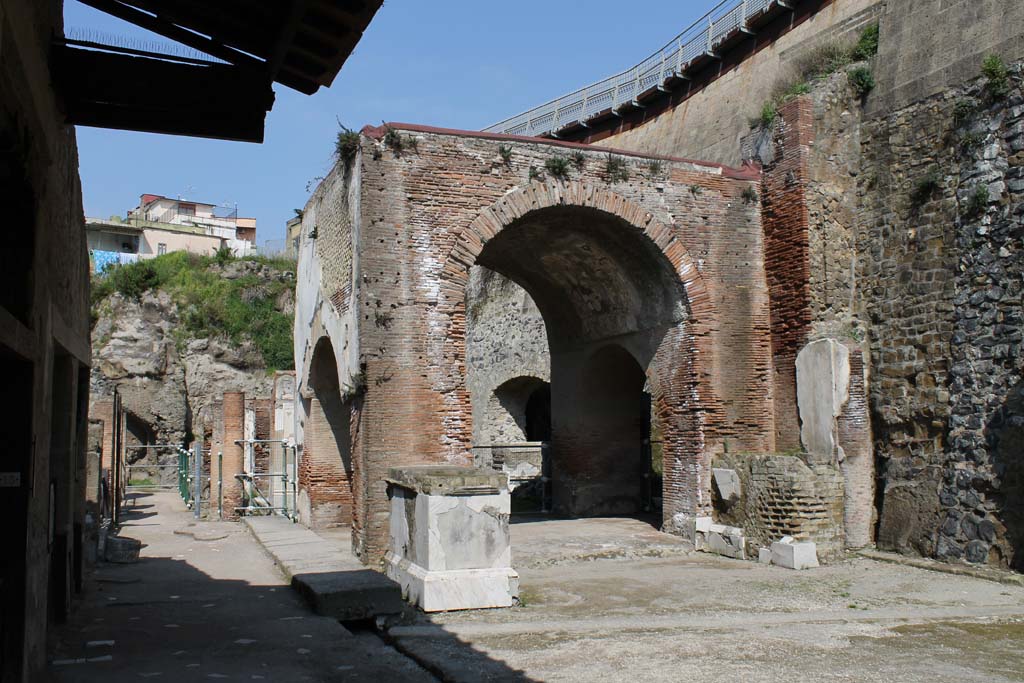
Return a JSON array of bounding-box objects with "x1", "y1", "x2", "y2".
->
[
  {"x1": 552, "y1": 344, "x2": 649, "y2": 515},
  {"x1": 524, "y1": 384, "x2": 551, "y2": 442},
  {"x1": 1, "y1": 353, "x2": 33, "y2": 680}
]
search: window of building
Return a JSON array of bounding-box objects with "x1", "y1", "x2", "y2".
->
[
  {"x1": 157, "y1": 243, "x2": 167, "y2": 255},
  {"x1": 177, "y1": 203, "x2": 196, "y2": 217}
]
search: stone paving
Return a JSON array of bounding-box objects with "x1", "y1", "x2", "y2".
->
[{"x1": 47, "y1": 491, "x2": 432, "y2": 682}]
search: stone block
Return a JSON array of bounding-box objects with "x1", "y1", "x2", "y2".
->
[
  {"x1": 385, "y1": 466, "x2": 518, "y2": 612},
  {"x1": 712, "y1": 468, "x2": 742, "y2": 504},
  {"x1": 758, "y1": 547, "x2": 772, "y2": 564},
  {"x1": 770, "y1": 540, "x2": 820, "y2": 570},
  {"x1": 696, "y1": 521, "x2": 745, "y2": 560}
]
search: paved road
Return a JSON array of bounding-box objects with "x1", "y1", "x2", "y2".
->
[{"x1": 47, "y1": 491, "x2": 434, "y2": 682}]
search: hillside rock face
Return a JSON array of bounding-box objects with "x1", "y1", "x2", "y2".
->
[{"x1": 90, "y1": 268, "x2": 291, "y2": 457}]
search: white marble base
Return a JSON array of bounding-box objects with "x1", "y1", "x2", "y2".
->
[
  {"x1": 385, "y1": 553, "x2": 519, "y2": 612},
  {"x1": 770, "y1": 540, "x2": 820, "y2": 569}
]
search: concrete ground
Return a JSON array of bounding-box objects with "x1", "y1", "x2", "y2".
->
[
  {"x1": 391, "y1": 516, "x2": 1024, "y2": 683},
  {"x1": 47, "y1": 491, "x2": 433, "y2": 682},
  {"x1": 51, "y1": 497, "x2": 1024, "y2": 682}
]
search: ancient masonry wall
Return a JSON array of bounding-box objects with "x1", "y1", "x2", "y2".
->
[
  {"x1": 299, "y1": 396, "x2": 355, "y2": 529},
  {"x1": 321, "y1": 126, "x2": 771, "y2": 561},
  {"x1": 746, "y1": 96, "x2": 814, "y2": 450},
  {"x1": 465, "y1": 266, "x2": 550, "y2": 447},
  {"x1": 860, "y1": 65, "x2": 1024, "y2": 568},
  {"x1": 1, "y1": 0, "x2": 93, "y2": 677},
  {"x1": 715, "y1": 451, "x2": 846, "y2": 561}
]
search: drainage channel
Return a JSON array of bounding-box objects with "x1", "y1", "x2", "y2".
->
[{"x1": 341, "y1": 618, "x2": 445, "y2": 682}]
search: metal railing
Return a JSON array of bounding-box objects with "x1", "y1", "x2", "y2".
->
[
  {"x1": 484, "y1": 0, "x2": 784, "y2": 138},
  {"x1": 233, "y1": 440, "x2": 298, "y2": 520}
]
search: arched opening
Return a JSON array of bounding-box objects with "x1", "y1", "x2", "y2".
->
[
  {"x1": 300, "y1": 337, "x2": 354, "y2": 530},
  {"x1": 472, "y1": 204, "x2": 689, "y2": 518}
]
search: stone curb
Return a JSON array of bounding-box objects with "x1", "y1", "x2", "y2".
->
[
  {"x1": 858, "y1": 549, "x2": 1024, "y2": 587},
  {"x1": 243, "y1": 516, "x2": 405, "y2": 620}
]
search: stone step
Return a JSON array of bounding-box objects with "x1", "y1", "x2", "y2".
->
[{"x1": 243, "y1": 516, "x2": 405, "y2": 621}]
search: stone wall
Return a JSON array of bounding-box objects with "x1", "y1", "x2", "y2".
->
[
  {"x1": 465, "y1": 266, "x2": 549, "y2": 447},
  {"x1": 860, "y1": 63, "x2": 1024, "y2": 569},
  {"x1": 869, "y1": 0, "x2": 1024, "y2": 115},
  {"x1": 713, "y1": 452, "x2": 846, "y2": 561},
  {"x1": 589, "y1": 0, "x2": 883, "y2": 166},
  {"x1": 0, "y1": 1, "x2": 93, "y2": 678}
]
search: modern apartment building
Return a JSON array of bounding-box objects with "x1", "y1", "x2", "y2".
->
[{"x1": 87, "y1": 193, "x2": 257, "y2": 271}]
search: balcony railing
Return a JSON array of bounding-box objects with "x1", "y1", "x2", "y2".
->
[{"x1": 484, "y1": 0, "x2": 786, "y2": 138}]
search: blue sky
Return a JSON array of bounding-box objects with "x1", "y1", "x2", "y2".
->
[{"x1": 66, "y1": 0, "x2": 722, "y2": 246}]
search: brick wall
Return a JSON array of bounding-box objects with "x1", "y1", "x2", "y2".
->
[
  {"x1": 752, "y1": 97, "x2": 815, "y2": 451},
  {"x1": 299, "y1": 396, "x2": 354, "y2": 529},
  {"x1": 221, "y1": 392, "x2": 244, "y2": 521},
  {"x1": 714, "y1": 451, "x2": 846, "y2": 561},
  {"x1": 838, "y1": 348, "x2": 873, "y2": 548}
]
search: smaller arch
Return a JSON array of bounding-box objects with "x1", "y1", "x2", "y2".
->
[{"x1": 298, "y1": 335, "x2": 355, "y2": 530}]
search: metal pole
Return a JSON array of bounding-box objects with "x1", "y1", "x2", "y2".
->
[
  {"x1": 291, "y1": 446, "x2": 298, "y2": 521},
  {"x1": 218, "y1": 451, "x2": 223, "y2": 520},
  {"x1": 193, "y1": 442, "x2": 202, "y2": 519}
]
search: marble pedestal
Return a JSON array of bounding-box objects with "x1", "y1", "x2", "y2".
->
[{"x1": 384, "y1": 466, "x2": 519, "y2": 612}]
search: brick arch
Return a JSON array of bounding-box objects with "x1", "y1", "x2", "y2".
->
[
  {"x1": 442, "y1": 181, "x2": 712, "y2": 320},
  {"x1": 438, "y1": 180, "x2": 721, "y2": 526}
]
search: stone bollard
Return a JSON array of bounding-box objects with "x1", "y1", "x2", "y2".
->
[{"x1": 384, "y1": 466, "x2": 519, "y2": 612}]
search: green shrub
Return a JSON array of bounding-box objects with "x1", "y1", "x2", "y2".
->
[
  {"x1": 383, "y1": 125, "x2": 404, "y2": 152},
  {"x1": 852, "y1": 23, "x2": 879, "y2": 61},
  {"x1": 528, "y1": 166, "x2": 543, "y2": 181},
  {"x1": 848, "y1": 67, "x2": 875, "y2": 96},
  {"x1": 965, "y1": 184, "x2": 990, "y2": 217},
  {"x1": 959, "y1": 130, "x2": 985, "y2": 150},
  {"x1": 214, "y1": 245, "x2": 233, "y2": 266},
  {"x1": 646, "y1": 160, "x2": 664, "y2": 177},
  {"x1": 110, "y1": 260, "x2": 159, "y2": 301},
  {"x1": 335, "y1": 125, "x2": 360, "y2": 161},
  {"x1": 910, "y1": 168, "x2": 941, "y2": 206},
  {"x1": 570, "y1": 150, "x2": 587, "y2": 171},
  {"x1": 498, "y1": 144, "x2": 513, "y2": 164},
  {"x1": 982, "y1": 54, "x2": 1011, "y2": 99},
  {"x1": 952, "y1": 98, "x2": 979, "y2": 128},
  {"x1": 758, "y1": 101, "x2": 778, "y2": 128},
  {"x1": 796, "y1": 42, "x2": 853, "y2": 81},
  {"x1": 782, "y1": 80, "x2": 811, "y2": 99},
  {"x1": 741, "y1": 186, "x2": 759, "y2": 204},
  {"x1": 544, "y1": 156, "x2": 570, "y2": 179},
  {"x1": 604, "y1": 155, "x2": 629, "y2": 183}
]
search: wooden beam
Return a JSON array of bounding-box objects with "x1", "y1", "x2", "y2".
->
[
  {"x1": 75, "y1": 0, "x2": 266, "y2": 71},
  {"x1": 53, "y1": 46, "x2": 273, "y2": 142}
]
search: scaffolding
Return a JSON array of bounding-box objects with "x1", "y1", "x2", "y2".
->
[
  {"x1": 122, "y1": 443, "x2": 212, "y2": 519},
  {"x1": 233, "y1": 439, "x2": 298, "y2": 520}
]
